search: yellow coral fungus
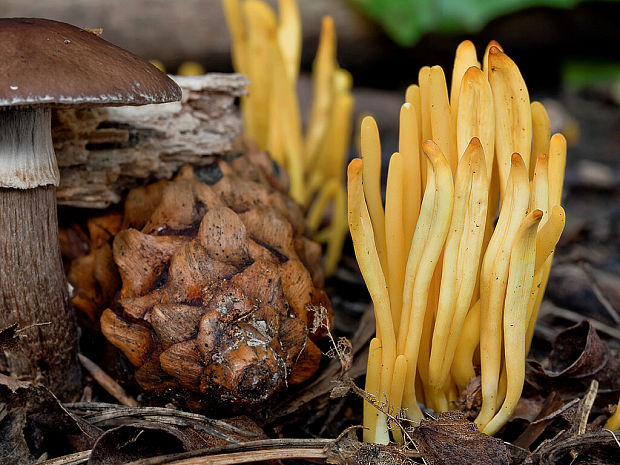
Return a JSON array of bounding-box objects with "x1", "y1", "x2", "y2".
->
[
  {"x1": 223, "y1": 0, "x2": 353, "y2": 276},
  {"x1": 347, "y1": 41, "x2": 566, "y2": 442}
]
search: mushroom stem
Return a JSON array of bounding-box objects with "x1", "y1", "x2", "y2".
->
[
  {"x1": 0, "y1": 108, "x2": 79, "y2": 397},
  {"x1": 0, "y1": 107, "x2": 57, "y2": 188}
]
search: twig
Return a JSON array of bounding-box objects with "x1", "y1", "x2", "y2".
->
[
  {"x1": 341, "y1": 377, "x2": 416, "y2": 445},
  {"x1": 575, "y1": 380, "x2": 598, "y2": 436},
  {"x1": 532, "y1": 321, "x2": 557, "y2": 342},
  {"x1": 580, "y1": 262, "x2": 620, "y2": 325},
  {"x1": 15, "y1": 321, "x2": 52, "y2": 333},
  {"x1": 567, "y1": 380, "x2": 599, "y2": 463},
  {"x1": 78, "y1": 353, "x2": 138, "y2": 407},
  {"x1": 604, "y1": 429, "x2": 620, "y2": 449},
  {"x1": 36, "y1": 450, "x2": 90, "y2": 465},
  {"x1": 527, "y1": 430, "x2": 620, "y2": 465},
  {"x1": 125, "y1": 438, "x2": 337, "y2": 465},
  {"x1": 547, "y1": 305, "x2": 620, "y2": 339},
  {"x1": 65, "y1": 402, "x2": 259, "y2": 443}
]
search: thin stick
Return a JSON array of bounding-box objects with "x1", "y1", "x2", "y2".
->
[
  {"x1": 429, "y1": 138, "x2": 488, "y2": 396},
  {"x1": 575, "y1": 380, "x2": 598, "y2": 436},
  {"x1": 78, "y1": 353, "x2": 138, "y2": 407},
  {"x1": 127, "y1": 439, "x2": 337, "y2": 465},
  {"x1": 36, "y1": 451, "x2": 90, "y2": 465},
  {"x1": 547, "y1": 306, "x2": 620, "y2": 340},
  {"x1": 580, "y1": 262, "x2": 620, "y2": 325}
]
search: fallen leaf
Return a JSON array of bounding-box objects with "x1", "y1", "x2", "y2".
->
[
  {"x1": 549, "y1": 320, "x2": 608, "y2": 378},
  {"x1": 0, "y1": 374, "x2": 101, "y2": 464},
  {"x1": 412, "y1": 411, "x2": 511, "y2": 465},
  {"x1": 88, "y1": 422, "x2": 205, "y2": 465},
  {"x1": 527, "y1": 320, "x2": 620, "y2": 399},
  {"x1": 85, "y1": 413, "x2": 269, "y2": 465}
]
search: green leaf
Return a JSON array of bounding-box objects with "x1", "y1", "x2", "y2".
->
[
  {"x1": 349, "y1": 0, "x2": 584, "y2": 45},
  {"x1": 562, "y1": 60, "x2": 620, "y2": 89}
]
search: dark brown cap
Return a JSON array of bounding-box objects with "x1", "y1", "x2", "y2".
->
[{"x1": 0, "y1": 18, "x2": 181, "y2": 107}]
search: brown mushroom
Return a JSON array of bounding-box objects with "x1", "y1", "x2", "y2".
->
[{"x1": 0, "y1": 18, "x2": 180, "y2": 397}]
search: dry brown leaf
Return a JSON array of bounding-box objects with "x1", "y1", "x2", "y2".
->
[{"x1": 412, "y1": 411, "x2": 511, "y2": 465}]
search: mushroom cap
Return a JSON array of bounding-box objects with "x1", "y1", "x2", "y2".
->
[{"x1": 0, "y1": 18, "x2": 181, "y2": 108}]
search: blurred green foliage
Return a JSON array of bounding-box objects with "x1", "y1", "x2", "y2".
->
[
  {"x1": 349, "y1": 0, "x2": 582, "y2": 45},
  {"x1": 563, "y1": 60, "x2": 620, "y2": 89},
  {"x1": 562, "y1": 60, "x2": 620, "y2": 103}
]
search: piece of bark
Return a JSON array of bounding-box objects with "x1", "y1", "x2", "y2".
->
[{"x1": 53, "y1": 74, "x2": 247, "y2": 208}]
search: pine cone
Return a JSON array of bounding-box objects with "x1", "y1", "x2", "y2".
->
[{"x1": 69, "y1": 146, "x2": 333, "y2": 406}]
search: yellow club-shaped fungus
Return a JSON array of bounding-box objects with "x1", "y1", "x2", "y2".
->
[
  {"x1": 347, "y1": 41, "x2": 566, "y2": 442},
  {"x1": 605, "y1": 395, "x2": 620, "y2": 431},
  {"x1": 223, "y1": 0, "x2": 353, "y2": 276}
]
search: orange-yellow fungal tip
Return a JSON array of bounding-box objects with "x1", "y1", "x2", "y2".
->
[
  {"x1": 348, "y1": 158, "x2": 363, "y2": 176},
  {"x1": 483, "y1": 41, "x2": 503, "y2": 75},
  {"x1": 531, "y1": 209, "x2": 544, "y2": 222},
  {"x1": 488, "y1": 45, "x2": 503, "y2": 59},
  {"x1": 362, "y1": 115, "x2": 376, "y2": 131},
  {"x1": 321, "y1": 15, "x2": 334, "y2": 31},
  {"x1": 511, "y1": 153, "x2": 524, "y2": 166},
  {"x1": 463, "y1": 65, "x2": 483, "y2": 82},
  {"x1": 451, "y1": 40, "x2": 479, "y2": 111},
  {"x1": 422, "y1": 139, "x2": 440, "y2": 156},
  {"x1": 468, "y1": 136, "x2": 482, "y2": 151},
  {"x1": 457, "y1": 40, "x2": 476, "y2": 52}
]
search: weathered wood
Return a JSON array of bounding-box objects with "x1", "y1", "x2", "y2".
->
[
  {"x1": 54, "y1": 73, "x2": 247, "y2": 208},
  {"x1": 0, "y1": 186, "x2": 80, "y2": 397}
]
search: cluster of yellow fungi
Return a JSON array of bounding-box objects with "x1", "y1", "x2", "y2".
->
[
  {"x1": 347, "y1": 40, "x2": 567, "y2": 442},
  {"x1": 223, "y1": 0, "x2": 353, "y2": 276}
]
